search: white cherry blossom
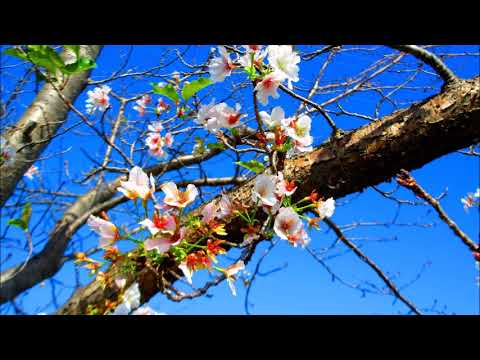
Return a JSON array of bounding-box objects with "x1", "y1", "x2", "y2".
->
[
  {"x1": 255, "y1": 72, "x2": 283, "y2": 105},
  {"x1": 267, "y1": 45, "x2": 300, "y2": 89},
  {"x1": 252, "y1": 174, "x2": 279, "y2": 207},
  {"x1": 273, "y1": 207, "x2": 303, "y2": 241},
  {"x1": 316, "y1": 198, "x2": 335, "y2": 220},
  {"x1": 208, "y1": 46, "x2": 236, "y2": 83},
  {"x1": 160, "y1": 182, "x2": 198, "y2": 208},
  {"x1": 86, "y1": 85, "x2": 111, "y2": 114},
  {"x1": 117, "y1": 166, "x2": 154, "y2": 201}
]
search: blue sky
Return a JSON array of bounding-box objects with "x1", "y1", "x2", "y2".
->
[{"x1": 0, "y1": 45, "x2": 478, "y2": 315}]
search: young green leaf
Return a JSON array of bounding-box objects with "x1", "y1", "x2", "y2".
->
[
  {"x1": 8, "y1": 219, "x2": 28, "y2": 231},
  {"x1": 3, "y1": 47, "x2": 29, "y2": 61},
  {"x1": 21, "y1": 202, "x2": 32, "y2": 228},
  {"x1": 181, "y1": 77, "x2": 212, "y2": 101},
  {"x1": 151, "y1": 83, "x2": 179, "y2": 103},
  {"x1": 207, "y1": 142, "x2": 226, "y2": 151},
  {"x1": 235, "y1": 160, "x2": 265, "y2": 173}
]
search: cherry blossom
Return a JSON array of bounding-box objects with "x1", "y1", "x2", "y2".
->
[
  {"x1": 160, "y1": 182, "x2": 198, "y2": 208},
  {"x1": 164, "y1": 132, "x2": 174, "y2": 147},
  {"x1": 156, "y1": 98, "x2": 169, "y2": 115},
  {"x1": 461, "y1": 190, "x2": 479, "y2": 211},
  {"x1": 252, "y1": 174, "x2": 279, "y2": 207},
  {"x1": 218, "y1": 194, "x2": 233, "y2": 218},
  {"x1": 259, "y1": 106, "x2": 286, "y2": 129},
  {"x1": 24, "y1": 165, "x2": 39, "y2": 180},
  {"x1": 111, "y1": 282, "x2": 141, "y2": 315},
  {"x1": 146, "y1": 133, "x2": 167, "y2": 158},
  {"x1": 286, "y1": 228, "x2": 311, "y2": 248},
  {"x1": 208, "y1": 46, "x2": 236, "y2": 83},
  {"x1": 86, "y1": 85, "x2": 111, "y2": 114},
  {"x1": 201, "y1": 202, "x2": 219, "y2": 224},
  {"x1": 239, "y1": 45, "x2": 266, "y2": 68},
  {"x1": 275, "y1": 172, "x2": 297, "y2": 197},
  {"x1": 139, "y1": 213, "x2": 177, "y2": 236},
  {"x1": 131, "y1": 306, "x2": 165, "y2": 315},
  {"x1": 117, "y1": 166, "x2": 154, "y2": 201},
  {"x1": 133, "y1": 94, "x2": 151, "y2": 116},
  {"x1": 273, "y1": 207, "x2": 303, "y2": 241},
  {"x1": 179, "y1": 260, "x2": 194, "y2": 285},
  {"x1": 254, "y1": 72, "x2": 283, "y2": 105},
  {"x1": 87, "y1": 215, "x2": 119, "y2": 248},
  {"x1": 316, "y1": 198, "x2": 335, "y2": 220},
  {"x1": 144, "y1": 227, "x2": 185, "y2": 254},
  {"x1": 223, "y1": 260, "x2": 245, "y2": 296},
  {"x1": 195, "y1": 100, "x2": 224, "y2": 133},
  {"x1": 216, "y1": 103, "x2": 246, "y2": 129},
  {"x1": 148, "y1": 121, "x2": 164, "y2": 133},
  {"x1": 267, "y1": 45, "x2": 300, "y2": 89}
]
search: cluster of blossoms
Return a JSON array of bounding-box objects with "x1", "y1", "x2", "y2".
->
[
  {"x1": 86, "y1": 85, "x2": 111, "y2": 114},
  {"x1": 133, "y1": 94, "x2": 171, "y2": 117},
  {"x1": 461, "y1": 188, "x2": 480, "y2": 211},
  {"x1": 195, "y1": 99, "x2": 246, "y2": 133},
  {"x1": 208, "y1": 45, "x2": 300, "y2": 105},
  {"x1": 84, "y1": 165, "x2": 247, "y2": 313},
  {"x1": 252, "y1": 172, "x2": 335, "y2": 248},
  {"x1": 133, "y1": 94, "x2": 152, "y2": 116},
  {"x1": 145, "y1": 121, "x2": 174, "y2": 159},
  {"x1": 260, "y1": 106, "x2": 313, "y2": 155}
]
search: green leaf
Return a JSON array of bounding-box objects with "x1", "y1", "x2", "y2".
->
[
  {"x1": 181, "y1": 77, "x2": 212, "y2": 101},
  {"x1": 62, "y1": 57, "x2": 96, "y2": 74},
  {"x1": 21, "y1": 202, "x2": 32, "y2": 227},
  {"x1": 230, "y1": 128, "x2": 240, "y2": 137},
  {"x1": 8, "y1": 219, "x2": 28, "y2": 231},
  {"x1": 235, "y1": 160, "x2": 265, "y2": 173},
  {"x1": 207, "y1": 142, "x2": 226, "y2": 151},
  {"x1": 151, "y1": 82, "x2": 179, "y2": 103},
  {"x1": 3, "y1": 47, "x2": 29, "y2": 61}
]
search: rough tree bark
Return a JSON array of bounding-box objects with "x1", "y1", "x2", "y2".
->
[
  {"x1": 0, "y1": 45, "x2": 103, "y2": 208},
  {"x1": 56, "y1": 76, "x2": 480, "y2": 315}
]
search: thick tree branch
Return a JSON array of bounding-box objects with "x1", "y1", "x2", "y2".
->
[
  {"x1": 56, "y1": 77, "x2": 480, "y2": 314},
  {"x1": 0, "y1": 45, "x2": 103, "y2": 208}
]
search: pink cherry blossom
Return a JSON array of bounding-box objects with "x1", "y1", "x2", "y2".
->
[
  {"x1": 201, "y1": 202, "x2": 219, "y2": 224},
  {"x1": 87, "y1": 215, "x2": 119, "y2": 248},
  {"x1": 218, "y1": 194, "x2": 233, "y2": 218},
  {"x1": 156, "y1": 98, "x2": 169, "y2": 115},
  {"x1": 164, "y1": 132, "x2": 174, "y2": 147},
  {"x1": 144, "y1": 227, "x2": 185, "y2": 254},
  {"x1": 133, "y1": 94, "x2": 152, "y2": 116},
  {"x1": 139, "y1": 213, "x2": 177, "y2": 236}
]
